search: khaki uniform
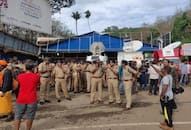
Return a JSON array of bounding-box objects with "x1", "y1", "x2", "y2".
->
[
  {"x1": 90, "y1": 64, "x2": 104, "y2": 102},
  {"x1": 123, "y1": 65, "x2": 137, "y2": 108},
  {"x1": 63, "y1": 64, "x2": 72, "y2": 91},
  {"x1": 72, "y1": 63, "x2": 81, "y2": 92},
  {"x1": 80, "y1": 63, "x2": 87, "y2": 91},
  {"x1": 18, "y1": 63, "x2": 26, "y2": 72},
  {"x1": 68, "y1": 63, "x2": 74, "y2": 91},
  {"x1": 52, "y1": 65, "x2": 70, "y2": 99},
  {"x1": 38, "y1": 62, "x2": 51, "y2": 102},
  {"x1": 102, "y1": 64, "x2": 108, "y2": 88},
  {"x1": 106, "y1": 65, "x2": 121, "y2": 103},
  {"x1": 86, "y1": 63, "x2": 92, "y2": 92}
]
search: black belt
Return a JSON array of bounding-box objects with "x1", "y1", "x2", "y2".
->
[
  {"x1": 56, "y1": 77, "x2": 65, "y2": 79},
  {"x1": 92, "y1": 77, "x2": 102, "y2": 78},
  {"x1": 107, "y1": 78, "x2": 118, "y2": 80},
  {"x1": 123, "y1": 79, "x2": 133, "y2": 82},
  {"x1": 41, "y1": 76, "x2": 49, "y2": 78}
]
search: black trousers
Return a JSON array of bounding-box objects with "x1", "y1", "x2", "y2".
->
[
  {"x1": 160, "y1": 99, "x2": 174, "y2": 127},
  {"x1": 149, "y1": 79, "x2": 158, "y2": 94}
]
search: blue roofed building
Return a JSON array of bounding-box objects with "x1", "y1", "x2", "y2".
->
[
  {"x1": 41, "y1": 31, "x2": 158, "y2": 60},
  {"x1": 43, "y1": 31, "x2": 123, "y2": 52}
]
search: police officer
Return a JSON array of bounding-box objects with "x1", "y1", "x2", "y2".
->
[
  {"x1": 122, "y1": 60, "x2": 137, "y2": 109},
  {"x1": 80, "y1": 60, "x2": 87, "y2": 92},
  {"x1": 106, "y1": 60, "x2": 121, "y2": 104},
  {"x1": 72, "y1": 61, "x2": 81, "y2": 93},
  {"x1": 52, "y1": 60, "x2": 71, "y2": 102},
  {"x1": 38, "y1": 57, "x2": 51, "y2": 105},
  {"x1": 63, "y1": 61, "x2": 72, "y2": 92},
  {"x1": 85, "y1": 61, "x2": 92, "y2": 93},
  {"x1": 68, "y1": 61, "x2": 74, "y2": 91},
  {"x1": 90, "y1": 60, "x2": 104, "y2": 104}
]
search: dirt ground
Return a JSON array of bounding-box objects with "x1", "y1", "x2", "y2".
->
[{"x1": 1, "y1": 86, "x2": 191, "y2": 130}]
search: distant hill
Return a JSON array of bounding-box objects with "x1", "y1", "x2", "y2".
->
[
  {"x1": 102, "y1": 9, "x2": 191, "y2": 44},
  {"x1": 102, "y1": 26, "x2": 160, "y2": 44}
]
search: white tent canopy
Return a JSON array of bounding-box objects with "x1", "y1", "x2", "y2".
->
[{"x1": 36, "y1": 37, "x2": 62, "y2": 46}]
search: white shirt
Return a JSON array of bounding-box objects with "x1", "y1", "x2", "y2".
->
[
  {"x1": 180, "y1": 63, "x2": 190, "y2": 74},
  {"x1": 159, "y1": 74, "x2": 173, "y2": 100},
  {"x1": 148, "y1": 64, "x2": 160, "y2": 79},
  {"x1": 187, "y1": 64, "x2": 191, "y2": 74}
]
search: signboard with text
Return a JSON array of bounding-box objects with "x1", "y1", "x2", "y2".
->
[
  {"x1": 162, "y1": 50, "x2": 175, "y2": 57},
  {"x1": 0, "y1": 0, "x2": 52, "y2": 34},
  {"x1": 182, "y1": 43, "x2": 191, "y2": 56}
]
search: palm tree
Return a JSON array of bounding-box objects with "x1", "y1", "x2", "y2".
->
[
  {"x1": 71, "y1": 11, "x2": 81, "y2": 35},
  {"x1": 84, "y1": 10, "x2": 91, "y2": 32}
]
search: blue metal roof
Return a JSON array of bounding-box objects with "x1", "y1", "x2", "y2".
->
[
  {"x1": 138, "y1": 44, "x2": 159, "y2": 52},
  {"x1": 43, "y1": 31, "x2": 158, "y2": 53}
]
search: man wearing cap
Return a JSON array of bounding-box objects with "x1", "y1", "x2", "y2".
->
[
  {"x1": 72, "y1": 61, "x2": 81, "y2": 93},
  {"x1": 52, "y1": 60, "x2": 71, "y2": 102},
  {"x1": 85, "y1": 61, "x2": 92, "y2": 93},
  {"x1": 90, "y1": 60, "x2": 104, "y2": 104},
  {"x1": 105, "y1": 60, "x2": 121, "y2": 104},
  {"x1": 80, "y1": 60, "x2": 87, "y2": 92},
  {"x1": 65, "y1": 61, "x2": 73, "y2": 92},
  {"x1": 38, "y1": 58, "x2": 51, "y2": 105},
  {"x1": 122, "y1": 60, "x2": 138, "y2": 109}
]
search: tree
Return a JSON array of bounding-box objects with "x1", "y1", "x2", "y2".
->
[
  {"x1": 52, "y1": 19, "x2": 73, "y2": 37},
  {"x1": 71, "y1": 11, "x2": 81, "y2": 35},
  {"x1": 84, "y1": 10, "x2": 91, "y2": 32},
  {"x1": 103, "y1": 26, "x2": 119, "y2": 33},
  {"x1": 172, "y1": 12, "x2": 191, "y2": 42},
  {"x1": 154, "y1": 16, "x2": 175, "y2": 35},
  {"x1": 49, "y1": 0, "x2": 76, "y2": 14}
]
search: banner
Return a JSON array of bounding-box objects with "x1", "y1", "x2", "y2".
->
[
  {"x1": 162, "y1": 50, "x2": 174, "y2": 57},
  {"x1": 0, "y1": 0, "x2": 52, "y2": 34}
]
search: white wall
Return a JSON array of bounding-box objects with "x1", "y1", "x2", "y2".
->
[{"x1": 1, "y1": 0, "x2": 52, "y2": 34}]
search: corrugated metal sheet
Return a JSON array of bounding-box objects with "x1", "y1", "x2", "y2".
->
[
  {"x1": 44, "y1": 31, "x2": 124, "y2": 52},
  {"x1": 43, "y1": 31, "x2": 158, "y2": 53},
  {"x1": 0, "y1": 32, "x2": 38, "y2": 55}
]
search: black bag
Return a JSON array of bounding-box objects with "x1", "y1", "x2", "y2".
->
[{"x1": 172, "y1": 87, "x2": 184, "y2": 94}]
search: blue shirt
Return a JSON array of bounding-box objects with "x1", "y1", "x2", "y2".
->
[{"x1": 118, "y1": 65, "x2": 123, "y2": 80}]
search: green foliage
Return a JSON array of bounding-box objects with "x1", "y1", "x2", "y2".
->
[
  {"x1": 172, "y1": 12, "x2": 191, "y2": 42},
  {"x1": 71, "y1": 11, "x2": 81, "y2": 20},
  {"x1": 102, "y1": 26, "x2": 160, "y2": 43},
  {"x1": 52, "y1": 19, "x2": 73, "y2": 37},
  {"x1": 71, "y1": 11, "x2": 81, "y2": 35},
  {"x1": 49, "y1": 0, "x2": 75, "y2": 14},
  {"x1": 84, "y1": 10, "x2": 91, "y2": 18},
  {"x1": 84, "y1": 10, "x2": 91, "y2": 31}
]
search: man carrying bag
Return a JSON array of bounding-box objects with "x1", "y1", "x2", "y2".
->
[{"x1": 159, "y1": 66, "x2": 174, "y2": 130}]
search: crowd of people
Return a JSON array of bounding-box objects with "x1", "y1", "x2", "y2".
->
[{"x1": 0, "y1": 57, "x2": 190, "y2": 130}]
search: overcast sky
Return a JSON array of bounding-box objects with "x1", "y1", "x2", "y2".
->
[{"x1": 53, "y1": 0, "x2": 190, "y2": 35}]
